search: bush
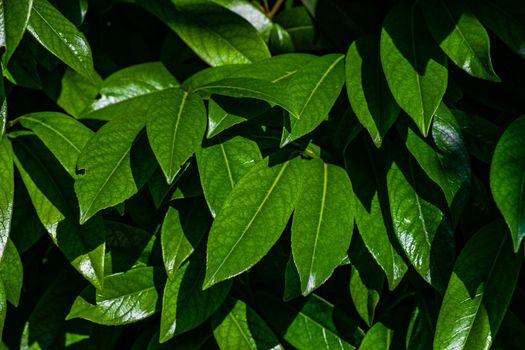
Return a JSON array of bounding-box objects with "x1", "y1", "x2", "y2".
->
[{"x1": 1, "y1": 0, "x2": 524, "y2": 348}]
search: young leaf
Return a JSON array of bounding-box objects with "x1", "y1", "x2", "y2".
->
[
  {"x1": 27, "y1": 0, "x2": 97, "y2": 81},
  {"x1": 292, "y1": 159, "x2": 354, "y2": 295},
  {"x1": 359, "y1": 323, "x2": 393, "y2": 350},
  {"x1": 381, "y1": 2, "x2": 448, "y2": 136},
  {"x1": 490, "y1": 116, "x2": 525, "y2": 250},
  {"x1": 423, "y1": 0, "x2": 500, "y2": 81},
  {"x1": 161, "y1": 199, "x2": 211, "y2": 278},
  {"x1": 434, "y1": 222, "x2": 522, "y2": 350},
  {"x1": 0, "y1": 0, "x2": 33, "y2": 65},
  {"x1": 138, "y1": 0, "x2": 270, "y2": 66},
  {"x1": 18, "y1": 112, "x2": 94, "y2": 177},
  {"x1": 75, "y1": 114, "x2": 145, "y2": 224},
  {"x1": 281, "y1": 54, "x2": 345, "y2": 145},
  {"x1": 211, "y1": 298, "x2": 283, "y2": 350},
  {"x1": 160, "y1": 250, "x2": 232, "y2": 342},
  {"x1": 0, "y1": 136, "x2": 14, "y2": 259},
  {"x1": 0, "y1": 240, "x2": 23, "y2": 306},
  {"x1": 67, "y1": 267, "x2": 165, "y2": 325},
  {"x1": 204, "y1": 156, "x2": 303, "y2": 288},
  {"x1": 80, "y1": 62, "x2": 179, "y2": 121},
  {"x1": 346, "y1": 36, "x2": 399, "y2": 147},
  {"x1": 197, "y1": 136, "x2": 262, "y2": 217},
  {"x1": 387, "y1": 157, "x2": 455, "y2": 291}
]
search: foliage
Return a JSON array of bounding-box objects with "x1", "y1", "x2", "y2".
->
[{"x1": 0, "y1": 0, "x2": 524, "y2": 348}]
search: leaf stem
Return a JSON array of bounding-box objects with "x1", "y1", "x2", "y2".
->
[{"x1": 268, "y1": 0, "x2": 285, "y2": 18}]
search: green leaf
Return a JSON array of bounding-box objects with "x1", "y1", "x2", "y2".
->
[
  {"x1": 204, "y1": 98, "x2": 255, "y2": 139},
  {"x1": 18, "y1": 112, "x2": 94, "y2": 177},
  {"x1": 67, "y1": 267, "x2": 165, "y2": 325},
  {"x1": 281, "y1": 54, "x2": 345, "y2": 145},
  {"x1": 27, "y1": 0, "x2": 97, "y2": 81},
  {"x1": 211, "y1": 298, "x2": 283, "y2": 350},
  {"x1": 380, "y1": 2, "x2": 448, "y2": 136},
  {"x1": 0, "y1": 0, "x2": 33, "y2": 65},
  {"x1": 493, "y1": 311, "x2": 525, "y2": 349},
  {"x1": 160, "y1": 249, "x2": 232, "y2": 342},
  {"x1": 402, "y1": 104, "x2": 471, "y2": 218},
  {"x1": 138, "y1": 0, "x2": 270, "y2": 66},
  {"x1": 80, "y1": 62, "x2": 179, "y2": 121},
  {"x1": 345, "y1": 142, "x2": 408, "y2": 290},
  {"x1": 57, "y1": 68, "x2": 100, "y2": 117},
  {"x1": 161, "y1": 199, "x2": 211, "y2": 278},
  {"x1": 183, "y1": 53, "x2": 316, "y2": 90},
  {"x1": 490, "y1": 116, "x2": 525, "y2": 251},
  {"x1": 387, "y1": 156, "x2": 455, "y2": 291},
  {"x1": 406, "y1": 306, "x2": 434, "y2": 350},
  {"x1": 194, "y1": 77, "x2": 297, "y2": 117},
  {"x1": 13, "y1": 136, "x2": 105, "y2": 288},
  {"x1": 358, "y1": 323, "x2": 393, "y2": 350},
  {"x1": 292, "y1": 159, "x2": 354, "y2": 295},
  {"x1": 75, "y1": 114, "x2": 145, "y2": 224},
  {"x1": 0, "y1": 136, "x2": 14, "y2": 259},
  {"x1": 346, "y1": 36, "x2": 399, "y2": 147},
  {"x1": 423, "y1": 0, "x2": 499, "y2": 81},
  {"x1": 258, "y1": 293, "x2": 357, "y2": 350},
  {"x1": 146, "y1": 88, "x2": 206, "y2": 184},
  {"x1": 204, "y1": 156, "x2": 303, "y2": 288},
  {"x1": 0, "y1": 239, "x2": 23, "y2": 306},
  {"x1": 197, "y1": 136, "x2": 262, "y2": 217},
  {"x1": 434, "y1": 222, "x2": 522, "y2": 350},
  {"x1": 0, "y1": 281, "x2": 4, "y2": 337},
  {"x1": 469, "y1": 0, "x2": 525, "y2": 60}
]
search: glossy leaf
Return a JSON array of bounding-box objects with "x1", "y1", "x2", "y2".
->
[
  {"x1": 161, "y1": 200, "x2": 211, "y2": 278},
  {"x1": 281, "y1": 54, "x2": 345, "y2": 145},
  {"x1": 67, "y1": 267, "x2": 164, "y2": 325},
  {"x1": 27, "y1": 0, "x2": 97, "y2": 81},
  {"x1": 204, "y1": 156, "x2": 303, "y2": 288},
  {"x1": 292, "y1": 159, "x2": 354, "y2": 295},
  {"x1": 359, "y1": 323, "x2": 393, "y2": 350},
  {"x1": 138, "y1": 0, "x2": 270, "y2": 66},
  {"x1": 387, "y1": 157, "x2": 455, "y2": 291},
  {"x1": 490, "y1": 116, "x2": 525, "y2": 250},
  {"x1": 434, "y1": 223, "x2": 522, "y2": 350},
  {"x1": 57, "y1": 68, "x2": 100, "y2": 117},
  {"x1": 75, "y1": 114, "x2": 145, "y2": 224},
  {"x1": 0, "y1": 0, "x2": 33, "y2": 64},
  {"x1": 0, "y1": 136, "x2": 13, "y2": 259},
  {"x1": 197, "y1": 136, "x2": 262, "y2": 217},
  {"x1": 381, "y1": 2, "x2": 448, "y2": 136},
  {"x1": 423, "y1": 0, "x2": 499, "y2": 81},
  {"x1": 80, "y1": 62, "x2": 179, "y2": 120},
  {"x1": 211, "y1": 298, "x2": 283, "y2": 350},
  {"x1": 13, "y1": 136, "x2": 105, "y2": 288},
  {"x1": 0, "y1": 239, "x2": 23, "y2": 306},
  {"x1": 18, "y1": 112, "x2": 94, "y2": 177},
  {"x1": 346, "y1": 36, "x2": 399, "y2": 147},
  {"x1": 160, "y1": 250, "x2": 232, "y2": 342}
]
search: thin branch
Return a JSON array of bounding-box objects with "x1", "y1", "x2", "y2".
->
[{"x1": 268, "y1": 0, "x2": 285, "y2": 18}]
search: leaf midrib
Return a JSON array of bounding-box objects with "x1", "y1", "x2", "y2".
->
[
  {"x1": 20, "y1": 116, "x2": 85, "y2": 154},
  {"x1": 167, "y1": 91, "x2": 188, "y2": 181}
]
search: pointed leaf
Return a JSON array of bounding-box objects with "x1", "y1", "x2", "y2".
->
[
  {"x1": 80, "y1": 62, "x2": 179, "y2": 120},
  {"x1": 18, "y1": 112, "x2": 94, "y2": 177},
  {"x1": 0, "y1": 240, "x2": 23, "y2": 306},
  {"x1": 292, "y1": 159, "x2": 354, "y2": 295},
  {"x1": 160, "y1": 250, "x2": 231, "y2": 342},
  {"x1": 211, "y1": 298, "x2": 283, "y2": 350},
  {"x1": 197, "y1": 136, "x2": 262, "y2": 217},
  {"x1": 204, "y1": 156, "x2": 303, "y2": 288},
  {"x1": 281, "y1": 54, "x2": 345, "y2": 145},
  {"x1": 75, "y1": 114, "x2": 145, "y2": 224},
  {"x1": 0, "y1": 0, "x2": 33, "y2": 65},
  {"x1": 434, "y1": 222, "x2": 522, "y2": 350},
  {"x1": 0, "y1": 136, "x2": 13, "y2": 259},
  {"x1": 490, "y1": 116, "x2": 525, "y2": 250},
  {"x1": 346, "y1": 36, "x2": 399, "y2": 147},
  {"x1": 381, "y1": 2, "x2": 448, "y2": 136},
  {"x1": 147, "y1": 89, "x2": 206, "y2": 184},
  {"x1": 67, "y1": 267, "x2": 164, "y2": 325},
  {"x1": 27, "y1": 0, "x2": 97, "y2": 81},
  {"x1": 423, "y1": 0, "x2": 500, "y2": 81},
  {"x1": 359, "y1": 323, "x2": 393, "y2": 350}
]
